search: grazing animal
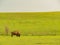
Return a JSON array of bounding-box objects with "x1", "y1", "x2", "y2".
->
[{"x1": 11, "y1": 31, "x2": 20, "y2": 37}]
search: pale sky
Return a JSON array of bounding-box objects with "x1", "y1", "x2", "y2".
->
[{"x1": 0, "y1": 0, "x2": 60, "y2": 12}]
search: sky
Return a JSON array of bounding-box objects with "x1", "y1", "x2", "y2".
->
[{"x1": 0, "y1": 0, "x2": 60, "y2": 12}]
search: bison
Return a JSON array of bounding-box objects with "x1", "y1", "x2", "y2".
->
[{"x1": 11, "y1": 31, "x2": 20, "y2": 37}]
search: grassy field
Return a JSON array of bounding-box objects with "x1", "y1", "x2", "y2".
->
[
  {"x1": 0, "y1": 12, "x2": 60, "y2": 35},
  {"x1": 0, "y1": 12, "x2": 60, "y2": 45},
  {"x1": 0, "y1": 36, "x2": 60, "y2": 45}
]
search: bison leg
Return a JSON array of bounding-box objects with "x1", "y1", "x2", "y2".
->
[
  {"x1": 11, "y1": 32, "x2": 13, "y2": 37},
  {"x1": 16, "y1": 34, "x2": 20, "y2": 37},
  {"x1": 11, "y1": 34, "x2": 13, "y2": 37}
]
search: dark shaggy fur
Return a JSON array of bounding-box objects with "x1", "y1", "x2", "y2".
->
[{"x1": 11, "y1": 31, "x2": 20, "y2": 37}]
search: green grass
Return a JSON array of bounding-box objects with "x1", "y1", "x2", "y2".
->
[
  {"x1": 0, "y1": 12, "x2": 60, "y2": 45},
  {"x1": 0, "y1": 36, "x2": 60, "y2": 45},
  {"x1": 0, "y1": 12, "x2": 60, "y2": 35}
]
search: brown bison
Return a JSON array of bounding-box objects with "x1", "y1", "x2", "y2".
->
[{"x1": 11, "y1": 31, "x2": 20, "y2": 37}]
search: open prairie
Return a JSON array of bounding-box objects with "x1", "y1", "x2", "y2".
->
[
  {"x1": 0, "y1": 12, "x2": 60, "y2": 35},
  {"x1": 0, "y1": 12, "x2": 60, "y2": 45}
]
